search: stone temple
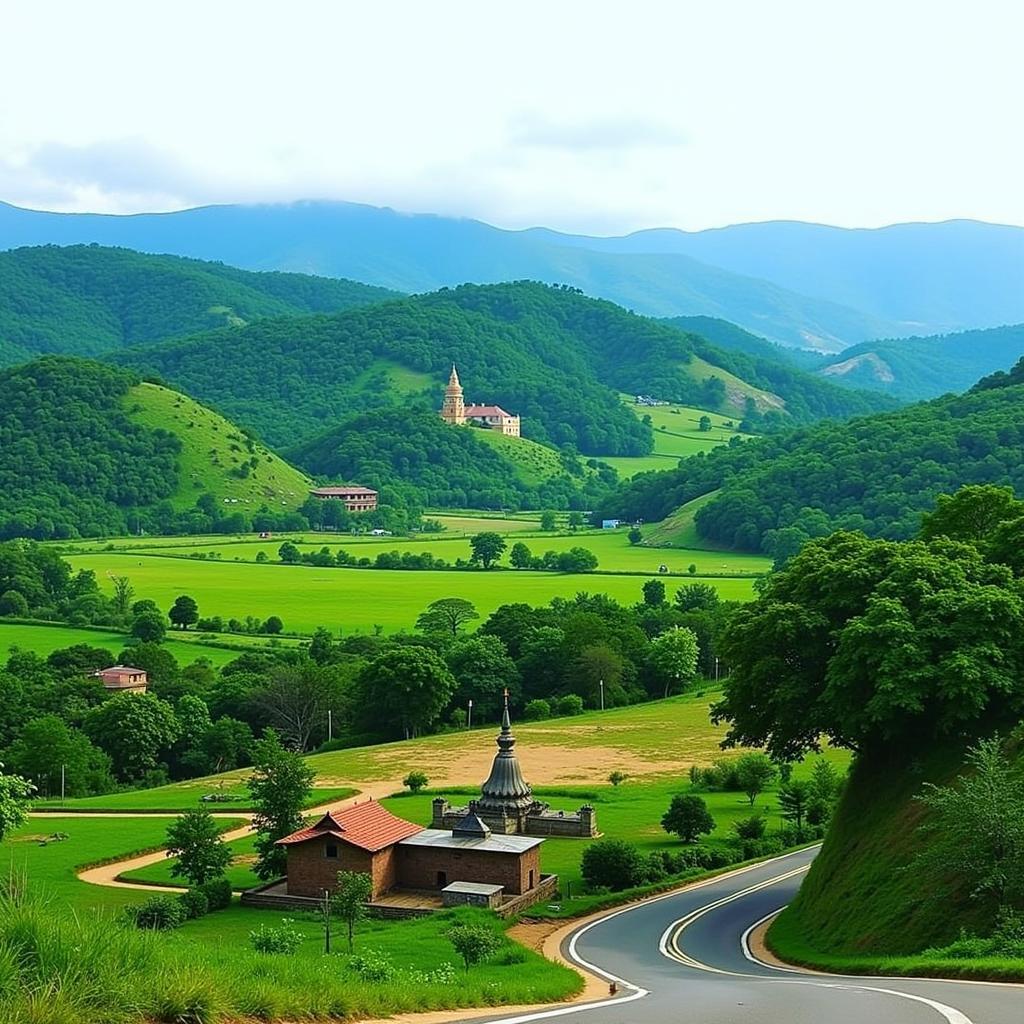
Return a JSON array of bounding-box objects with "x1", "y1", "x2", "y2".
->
[{"x1": 431, "y1": 693, "x2": 598, "y2": 838}]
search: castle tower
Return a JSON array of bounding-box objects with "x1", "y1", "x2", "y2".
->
[
  {"x1": 440, "y1": 364, "x2": 466, "y2": 425},
  {"x1": 476, "y1": 691, "x2": 534, "y2": 821}
]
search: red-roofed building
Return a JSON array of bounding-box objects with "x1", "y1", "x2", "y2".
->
[
  {"x1": 439, "y1": 365, "x2": 520, "y2": 436},
  {"x1": 95, "y1": 665, "x2": 148, "y2": 694},
  {"x1": 308, "y1": 485, "x2": 378, "y2": 512}
]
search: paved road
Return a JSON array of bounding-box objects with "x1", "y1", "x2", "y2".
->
[{"x1": 476, "y1": 848, "x2": 1020, "y2": 1024}]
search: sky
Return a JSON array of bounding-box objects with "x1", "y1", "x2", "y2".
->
[{"x1": 1, "y1": 1, "x2": 1022, "y2": 234}]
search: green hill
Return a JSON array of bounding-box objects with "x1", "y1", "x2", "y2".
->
[
  {"x1": 0, "y1": 244, "x2": 397, "y2": 366},
  {"x1": 0, "y1": 357, "x2": 310, "y2": 540},
  {"x1": 815, "y1": 323, "x2": 1024, "y2": 401},
  {"x1": 600, "y1": 357, "x2": 1024, "y2": 555},
  {"x1": 114, "y1": 281, "x2": 890, "y2": 453}
]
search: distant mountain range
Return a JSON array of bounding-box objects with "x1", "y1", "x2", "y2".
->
[{"x1": 5, "y1": 200, "x2": 1020, "y2": 351}]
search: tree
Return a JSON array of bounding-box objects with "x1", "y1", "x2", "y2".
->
[
  {"x1": 627, "y1": 527, "x2": 643, "y2": 545},
  {"x1": 777, "y1": 780, "x2": 811, "y2": 833},
  {"x1": 920, "y1": 485, "x2": 1024, "y2": 545},
  {"x1": 261, "y1": 615, "x2": 284, "y2": 635},
  {"x1": 734, "y1": 752, "x2": 776, "y2": 806},
  {"x1": 248, "y1": 730, "x2": 315, "y2": 880},
  {"x1": 403, "y1": 770, "x2": 428, "y2": 793},
  {"x1": 675, "y1": 583, "x2": 720, "y2": 612},
  {"x1": 84, "y1": 692, "x2": 181, "y2": 782},
  {"x1": 642, "y1": 579, "x2": 665, "y2": 607},
  {"x1": 661, "y1": 794, "x2": 715, "y2": 844},
  {"x1": 169, "y1": 595, "x2": 199, "y2": 630},
  {"x1": 445, "y1": 634, "x2": 519, "y2": 722},
  {"x1": 649, "y1": 626, "x2": 699, "y2": 698},
  {"x1": 131, "y1": 609, "x2": 167, "y2": 644},
  {"x1": 733, "y1": 814, "x2": 767, "y2": 841},
  {"x1": 469, "y1": 532, "x2": 507, "y2": 569},
  {"x1": 914, "y1": 735, "x2": 1024, "y2": 907},
  {"x1": 111, "y1": 575, "x2": 135, "y2": 617},
  {"x1": 509, "y1": 542, "x2": 533, "y2": 569},
  {"x1": 0, "y1": 763, "x2": 34, "y2": 842},
  {"x1": 712, "y1": 532, "x2": 1024, "y2": 761},
  {"x1": 278, "y1": 541, "x2": 301, "y2": 564},
  {"x1": 567, "y1": 511, "x2": 584, "y2": 530},
  {"x1": 256, "y1": 662, "x2": 334, "y2": 752},
  {"x1": 698, "y1": 415, "x2": 713, "y2": 432},
  {"x1": 0, "y1": 589, "x2": 29, "y2": 617},
  {"x1": 165, "y1": 809, "x2": 233, "y2": 886},
  {"x1": 333, "y1": 870, "x2": 373, "y2": 952},
  {"x1": 608, "y1": 770, "x2": 627, "y2": 786},
  {"x1": 540, "y1": 510, "x2": 557, "y2": 531},
  {"x1": 199, "y1": 717, "x2": 254, "y2": 774},
  {"x1": 581, "y1": 838, "x2": 645, "y2": 890},
  {"x1": 447, "y1": 923, "x2": 501, "y2": 972},
  {"x1": 308, "y1": 627, "x2": 335, "y2": 665},
  {"x1": 416, "y1": 597, "x2": 480, "y2": 637},
  {"x1": 4, "y1": 715, "x2": 113, "y2": 797},
  {"x1": 357, "y1": 647, "x2": 456, "y2": 739}
]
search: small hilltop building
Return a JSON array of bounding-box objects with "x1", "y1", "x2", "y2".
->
[{"x1": 440, "y1": 365, "x2": 520, "y2": 437}]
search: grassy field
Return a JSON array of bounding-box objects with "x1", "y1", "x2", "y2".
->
[
  {"x1": 64, "y1": 553, "x2": 761, "y2": 634},
  {"x1": 5, "y1": 815, "x2": 245, "y2": 910},
  {"x1": 126, "y1": 382, "x2": 311, "y2": 511},
  {"x1": 0, "y1": 621, "x2": 268, "y2": 668},
  {"x1": 641, "y1": 491, "x2": 729, "y2": 549},
  {"x1": 475, "y1": 430, "x2": 569, "y2": 485},
  {"x1": 599, "y1": 397, "x2": 755, "y2": 479},
  {"x1": 682, "y1": 355, "x2": 786, "y2": 419}
]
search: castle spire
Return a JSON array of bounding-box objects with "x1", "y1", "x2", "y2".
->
[{"x1": 449, "y1": 363, "x2": 460, "y2": 387}]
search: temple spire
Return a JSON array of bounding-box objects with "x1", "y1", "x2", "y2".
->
[{"x1": 476, "y1": 687, "x2": 533, "y2": 816}]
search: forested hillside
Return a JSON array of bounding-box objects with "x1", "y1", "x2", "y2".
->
[
  {"x1": 0, "y1": 244, "x2": 397, "y2": 366},
  {"x1": 814, "y1": 323, "x2": 1024, "y2": 401},
  {"x1": 289, "y1": 411, "x2": 616, "y2": 511},
  {"x1": 0, "y1": 357, "x2": 309, "y2": 540},
  {"x1": 115, "y1": 281, "x2": 890, "y2": 451},
  {"x1": 602, "y1": 358, "x2": 1024, "y2": 555}
]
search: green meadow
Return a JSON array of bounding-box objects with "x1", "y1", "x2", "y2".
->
[
  {"x1": 0, "y1": 621, "x2": 268, "y2": 668},
  {"x1": 64, "y1": 553, "x2": 761, "y2": 634}
]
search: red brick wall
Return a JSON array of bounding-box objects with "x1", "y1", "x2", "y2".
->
[
  {"x1": 397, "y1": 846, "x2": 540, "y2": 895},
  {"x1": 285, "y1": 838, "x2": 391, "y2": 898}
]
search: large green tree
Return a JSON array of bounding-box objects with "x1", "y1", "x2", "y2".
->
[
  {"x1": 416, "y1": 598, "x2": 480, "y2": 637},
  {"x1": 165, "y1": 809, "x2": 233, "y2": 886},
  {"x1": 248, "y1": 730, "x2": 315, "y2": 881},
  {"x1": 357, "y1": 647, "x2": 456, "y2": 739},
  {"x1": 4, "y1": 715, "x2": 113, "y2": 797},
  {"x1": 469, "y1": 532, "x2": 507, "y2": 569},
  {"x1": 649, "y1": 626, "x2": 699, "y2": 698},
  {"x1": 83, "y1": 692, "x2": 181, "y2": 782},
  {"x1": 712, "y1": 531, "x2": 1024, "y2": 761},
  {"x1": 0, "y1": 763, "x2": 33, "y2": 842}
]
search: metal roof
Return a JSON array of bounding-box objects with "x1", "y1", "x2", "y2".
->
[
  {"x1": 442, "y1": 881, "x2": 504, "y2": 895},
  {"x1": 398, "y1": 828, "x2": 542, "y2": 854}
]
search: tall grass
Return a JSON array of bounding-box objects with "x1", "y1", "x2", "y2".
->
[{"x1": 0, "y1": 886, "x2": 579, "y2": 1023}]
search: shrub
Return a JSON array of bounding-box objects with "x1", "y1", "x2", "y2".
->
[
  {"x1": 403, "y1": 770, "x2": 429, "y2": 793},
  {"x1": 131, "y1": 894, "x2": 186, "y2": 930},
  {"x1": 178, "y1": 888, "x2": 209, "y2": 919},
  {"x1": 661, "y1": 794, "x2": 715, "y2": 844},
  {"x1": 523, "y1": 698, "x2": 551, "y2": 721},
  {"x1": 249, "y1": 920, "x2": 304, "y2": 954},
  {"x1": 581, "y1": 838, "x2": 646, "y2": 891},
  {"x1": 608, "y1": 770, "x2": 627, "y2": 787},
  {"x1": 199, "y1": 877, "x2": 232, "y2": 910},
  {"x1": 447, "y1": 923, "x2": 502, "y2": 972},
  {"x1": 554, "y1": 693, "x2": 585, "y2": 716},
  {"x1": 347, "y1": 949, "x2": 397, "y2": 982},
  {"x1": 732, "y1": 815, "x2": 767, "y2": 841}
]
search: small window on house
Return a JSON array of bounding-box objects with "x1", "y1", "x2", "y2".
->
[{"x1": 325, "y1": 843, "x2": 339, "y2": 859}]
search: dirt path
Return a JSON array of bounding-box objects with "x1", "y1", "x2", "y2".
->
[{"x1": 72, "y1": 781, "x2": 399, "y2": 891}]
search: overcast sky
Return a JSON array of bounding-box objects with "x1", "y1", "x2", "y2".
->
[{"x1": 1, "y1": 1, "x2": 1021, "y2": 233}]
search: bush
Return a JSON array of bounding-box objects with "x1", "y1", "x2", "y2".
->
[
  {"x1": 403, "y1": 770, "x2": 429, "y2": 793},
  {"x1": 179, "y1": 888, "x2": 209, "y2": 919},
  {"x1": 523, "y1": 698, "x2": 551, "y2": 721},
  {"x1": 0, "y1": 589, "x2": 29, "y2": 617},
  {"x1": 661, "y1": 793, "x2": 715, "y2": 843},
  {"x1": 554, "y1": 693, "x2": 585, "y2": 716},
  {"x1": 347, "y1": 949, "x2": 397, "y2": 982},
  {"x1": 199, "y1": 876, "x2": 232, "y2": 911},
  {"x1": 131, "y1": 894, "x2": 186, "y2": 930},
  {"x1": 249, "y1": 920, "x2": 304, "y2": 954},
  {"x1": 732, "y1": 815, "x2": 767, "y2": 841},
  {"x1": 581, "y1": 838, "x2": 646, "y2": 891}
]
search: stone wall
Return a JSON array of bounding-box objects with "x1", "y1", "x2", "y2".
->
[{"x1": 432, "y1": 798, "x2": 597, "y2": 838}]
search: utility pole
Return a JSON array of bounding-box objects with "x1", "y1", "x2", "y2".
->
[
  {"x1": 321, "y1": 888, "x2": 331, "y2": 954},
  {"x1": 61, "y1": 764, "x2": 66, "y2": 805},
  {"x1": 599, "y1": 678, "x2": 605, "y2": 712},
  {"x1": 467, "y1": 699, "x2": 473, "y2": 730},
  {"x1": 715, "y1": 657, "x2": 720, "y2": 684},
  {"x1": 328, "y1": 709, "x2": 333, "y2": 743}
]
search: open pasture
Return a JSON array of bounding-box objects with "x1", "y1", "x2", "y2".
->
[
  {"x1": 67, "y1": 552, "x2": 761, "y2": 634},
  {"x1": 0, "y1": 621, "x2": 260, "y2": 667}
]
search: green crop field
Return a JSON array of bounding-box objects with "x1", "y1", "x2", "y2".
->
[
  {"x1": 0, "y1": 621, "x2": 265, "y2": 668},
  {"x1": 126, "y1": 382, "x2": 311, "y2": 511},
  {"x1": 65, "y1": 553, "x2": 761, "y2": 634},
  {"x1": 641, "y1": 491, "x2": 732, "y2": 549}
]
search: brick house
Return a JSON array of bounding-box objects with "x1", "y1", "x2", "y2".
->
[
  {"x1": 94, "y1": 665, "x2": 148, "y2": 693},
  {"x1": 308, "y1": 485, "x2": 378, "y2": 512},
  {"x1": 275, "y1": 800, "x2": 544, "y2": 902}
]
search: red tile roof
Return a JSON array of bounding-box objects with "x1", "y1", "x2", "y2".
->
[
  {"x1": 275, "y1": 800, "x2": 422, "y2": 852},
  {"x1": 464, "y1": 405, "x2": 513, "y2": 418},
  {"x1": 310, "y1": 486, "x2": 378, "y2": 496}
]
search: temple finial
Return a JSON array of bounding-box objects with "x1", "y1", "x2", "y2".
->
[{"x1": 501, "y1": 688, "x2": 511, "y2": 732}]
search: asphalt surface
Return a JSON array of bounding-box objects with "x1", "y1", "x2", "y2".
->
[{"x1": 474, "y1": 847, "x2": 1021, "y2": 1024}]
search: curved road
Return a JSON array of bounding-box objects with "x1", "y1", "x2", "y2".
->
[{"x1": 476, "y1": 848, "x2": 1019, "y2": 1024}]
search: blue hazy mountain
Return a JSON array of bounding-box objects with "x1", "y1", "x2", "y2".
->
[
  {"x1": 2, "y1": 201, "x2": 1021, "y2": 350},
  {"x1": 0, "y1": 200, "x2": 899, "y2": 351}
]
